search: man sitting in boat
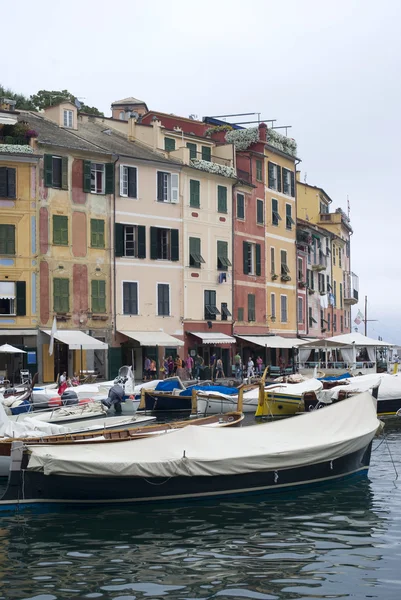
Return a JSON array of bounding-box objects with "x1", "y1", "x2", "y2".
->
[{"x1": 102, "y1": 384, "x2": 124, "y2": 415}]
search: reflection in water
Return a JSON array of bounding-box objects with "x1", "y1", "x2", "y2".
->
[{"x1": 0, "y1": 426, "x2": 400, "y2": 599}]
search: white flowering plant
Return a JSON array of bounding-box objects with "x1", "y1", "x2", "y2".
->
[
  {"x1": 266, "y1": 129, "x2": 297, "y2": 157},
  {"x1": 225, "y1": 127, "x2": 259, "y2": 150},
  {"x1": 0, "y1": 144, "x2": 34, "y2": 154},
  {"x1": 191, "y1": 158, "x2": 236, "y2": 179}
]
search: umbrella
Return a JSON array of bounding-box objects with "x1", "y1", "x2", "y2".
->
[{"x1": 0, "y1": 344, "x2": 26, "y2": 384}]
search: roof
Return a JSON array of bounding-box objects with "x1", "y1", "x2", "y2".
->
[
  {"x1": 112, "y1": 97, "x2": 147, "y2": 106},
  {"x1": 297, "y1": 180, "x2": 333, "y2": 204}
]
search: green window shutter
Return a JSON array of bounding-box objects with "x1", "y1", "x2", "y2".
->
[
  {"x1": 54, "y1": 278, "x2": 69, "y2": 313},
  {"x1": 105, "y1": 163, "x2": 114, "y2": 195},
  {"x1": 201, "y1": 146, "x2": 211, "y2": 162},
  {"x1": 7, "y1": 168, "x2": 16, "y2": 199},
  {"x1": 92, "y1": 280, "x2": 106, "y2": 313},
  {"x1": 290, "y1": 171, "x2": 295, "y2": 197},
  {"x1": 44, "y1": 154, "x2": 53, "y2": 187},
  {"x1": 277, "y1": 166, "x2": 282, "y2": 193},
  {"x1": 237, "y1": 193, "x2": 245, "y2": 219},
  {"x1": 108, "y1": 347, "x2": 122, "y2": 379},
  {"x1": 190, "y1": 180, "x2": 200, "y2": 208},
  {"x1": 171, "y1": 229, "x2": 179, "y2": 261},
  {"x1": 0, "y1": 225, "x2": 15, "y2": 255},
  {"x1": 255, "y1": 244, "x2": 261, "y2": 276},
  {"x1": 91, "y1": 280, "x2": 98, "y2": 313},
  {"x1": 150, "y1": 226, "x2": 158, "y2": 260},
  {"x1": 91, "y1": 219, "x2": 105, "y2": 248},
  {"x1": 243, "y1": 241, "x2": 249, "y2": 274},
  {"x1": 186, "y1": 142, "x2": 197, "y2": 159},
  {"x1": 128, "y1": 167, "x2": 137, "y2": 198},
  {"x1": 217, "y1": 186, "x2": 227, "y2": 213},
  {"x1": 137, "y1": 225, "x2": 146, "y2": 259},
  {"x1": 61, "y1": 157, "x2": 68, "y2": 190},
  {"x1": 83, "y1": 160, "x2": 92, "y2": 193},
  {"x1": 115, "y1": 223, "x2": 124, "y2": 257},
  {"x1": 53, "y1": 215, "x2": 68, "y2": 246},
  {"x1": 0, "y1": 168, "x2": 7, "y2": 197},
  {"x1": 164, "y1": 138, "x2": 176, "y2": 152},
  {"x1": 16, "y1": 281, "x2": 26, "y2": 316},
  {"x1": 268, "y1": 162, "x2": 274, "y2": 188},
  {"x1": 256, "y1": 159, "x2": 262, "y2": 181}
]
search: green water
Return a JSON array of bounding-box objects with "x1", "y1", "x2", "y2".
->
[{"x1": 0, "y1": 421, "x2": 400, "y2": 600}]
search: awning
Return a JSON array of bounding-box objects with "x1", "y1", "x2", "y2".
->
[
  {"x1": 0, "y1": 330, "x2": 38, "y2": 336},
  {"x1": 236, "y1": 335, "x2": 310, "y2": 349},
  {"x1": 299, "y1": 333, "x2": 394, "y2": 349},
  {"x1": 189, "y1": 332, "x2": 236, "y2": 345},
  {"x1": 119, "y1": 331, "x2": 184, "y2": 347},
  {"x1": 41, "y1": 330, "x2": 108, "y2": 350}
]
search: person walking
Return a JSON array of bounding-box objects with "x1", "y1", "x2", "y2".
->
[
  {"x1": 150, "y1": 359, "x2": 157, "y2": 379},
  {"x1": 143, "y1": 356, "x2": 151, "y2": 381},
  {"x1": 186, "y1": 353, "x2": 194, "y2": 378},
  {"x1": 234, "y1": 351, "x2": 242, "y2": 380},
  {"x1": 256, "y1": 356, "x2": 263, "y2": 376},
  {"x1": 247, "y1": 357, "x2": 255, "y2": 380},
  {"x1": 216, "y1": 357, "x2": 224, "y2": 379},
  {"x1": 167, "y1": 356, "x2": 174, "y2": 377},
  {"x1": 195, "y1": 354, "x2": 204, "y2": 379}
]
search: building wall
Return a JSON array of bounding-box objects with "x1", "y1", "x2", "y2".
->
[
  {"x1": 265, "y1": 147, "x2": 297, "y2": 335},
  {"x1": 0, "y1": 155, "x2": 39, "y2": 331}
]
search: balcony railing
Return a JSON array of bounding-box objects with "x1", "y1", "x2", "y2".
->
[
  {"x1": 344, "y1": 271, "x2": 359, "y2": 305},
  {"x1": 0, "y1": 135, "x2": 30, "y2": 145},
  {"x1": 237, "y1": 169, "x2": 251, "y2": 183},
  {"x1": 191, "y1": 150, "x2": 232, "y2": 167},
  {"x1": 312, "y1": 251, "x2": 327, "y2": 271}
]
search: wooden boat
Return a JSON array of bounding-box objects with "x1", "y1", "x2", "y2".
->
[
  {"x1": 0, "y1": 412, "x2": 244, "y2": 477},
  {"x1": 255, "y1": 379, "x2": 323, "y2": 417},
  {"x1": 0, "y1": 392, "x2": 380, "y2": 510}
]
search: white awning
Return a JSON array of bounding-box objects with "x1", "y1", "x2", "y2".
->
[
  {"x1": 189, "y1": 332, "x2": 236, "y2": 345},
  {"x1": 0, "y1": 282, "x2": 15, "y2": 299},
  {"x1": 236, "y1": 335, "x2": 309, "y2": 349},
  {"x1": 0, "y1": 330, "x2": 38, "y2": 336},
  {"x1": 41, "y1": 330, "x2": 108, "y2": 350},
  {"x1": 299, "y1": 332, "x2": 394, "y2": 349},
  {"x1": 119, "y1": 331, "x2": 184, "y2": 347}
]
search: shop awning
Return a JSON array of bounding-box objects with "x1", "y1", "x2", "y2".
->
[
  {"x1": 41, "y1": 329, "x2": 108, "y2": 350},
  {"x1": 0, "y1": 330, "x2": 38, "y2": 336},
  {"x1": 236, "y1": 335, "x2": 310, "y2": 349},
  {"x1": 189, "y1": 332, "x2": 236, "y2": 345},
  {"x1": 119, "y1": 331, "x2": 184, "y2": 347}
]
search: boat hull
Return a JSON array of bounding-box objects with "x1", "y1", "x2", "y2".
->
[
  {"x1": 255, "y1": 394, "x2": 305, "y2": 417},
  {"x1": 143, "y1": 394, "x2": 192, "y2": 412},
  {"x1": 0, "y1": 443, "x2": 372, "y2": 509},
  {"x1": 377, "y1": 397, "x2": 401, "y2": 417}
]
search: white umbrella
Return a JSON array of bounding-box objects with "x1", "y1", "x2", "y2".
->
[{"x1": 0, "y1": 344, "x2": 26, "y2": 354}]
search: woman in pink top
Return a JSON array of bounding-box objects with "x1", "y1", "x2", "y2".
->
[
  {"x1": 256, "y1": 356, "x2": 263, "y2": 376},
  {"x1": 186, "y1": 354, "x2": 194, "y2": 378}
]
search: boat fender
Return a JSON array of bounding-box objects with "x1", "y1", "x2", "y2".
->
[
  {"x1": 274, "y1": 471, "x2": 279, "y2": 483},
  {"x1": 183, "y1": 450, "x2": 186, "y2": 459}
]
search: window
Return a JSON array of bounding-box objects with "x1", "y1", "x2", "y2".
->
[
  {"x1": 320, "y1": 201, "x2": 329, "y2": 214},
  {"x1": 201, "y1": 146, "x2": 211, "y2": 162},
  {"x1": 119, "y1": 111, "x2": 125, "y2": 120},
  {"x1": 318, "y1": 273, "x2": 325, "y2": 293},
  {"x1": 272, "y1": 198, "x2": 281, "y2": 226},
  {"x1": 271, "y1": 247, "x2": 275, "y2": 275},
  {"x1": 238, "y1": 307, "x2": 244, "y2": 321},
  {"x1": 221, "y1": 302, "x2": 231, "y2": 321},
  {"x1": 115, "y1": 224, "x2": 146, "y2": 258},
  {"x1": 83, "y1": 161, "x2": 114, "y2": 195},
  {"x1": 0, "y1": 167, "x2": 16, "y2": 199},
  {"x1": 333, "y1": 244, "x2": 336, "y2": 266},
  {"x1": 44, "y1": 155, "x2": 68, "y2": 189},
  {"x1": 248, "y1": 293, "x2": 256, "y2": 322},
  {"x1": 63, "y1": 110, "x2": 73, "y2": 128},
  {"x1": 189, "y1": 180, "x2": 200, "y2": 208},
  {"x1": 327, "y1": 311, "x2": 331, "y2": 332},
  {"x1": 243, "y1": 241, "x2": 261, "y2": 276},
  {"x1": 53, "y1": 215, "x2": 68, "y2": 246},
  {"x1": 90, "y1": 219, "x2": 105, "y2": 248},
  {"x1": 321, "y1": 309, "x2": 325, "y2": 330},
  {"x1": 237, "y1": 193, "x2": 245, "y2": 219},
  {"x1": 340, "y1": 315, "x2": 344, "y2": 332},
  {"x1": 217, "y1": 241, "x2": 231, "y2": 270},
  {"x1": 282, "y1": 168, "x2": 295, "y2": 196},
  {"x1": 307, "y1": 269, "x2": 314, "y2": 290},
  {"x1": 164, "y1": 138, "x2": 176, "y2": 152},
  {"x1": 308, "y1": 307, "x2": 317, "y2": 327},
  {"x1": 157, "y1": 283, "x2": 170, "y2": 316},
  {"x1": 0, "y1": 225, "x2": 15, "y2": 255},
  {"x1": 286, "y1": 204, "x2": 295, "y2": 230},
  {"x1": 120, "y1": 166, "x2": 137, "y2": 198},
  {"x1": 281, "y1": 250, "x2": 289, "y2": 275},
  {"x1": 271, "y1": 293, "x2": 276, "y2": 320},
  {"x1": 297, "y1": 257, "x2": 303, "y2": 281},
  {"x1": 333, "y1": 280, "x2": 337, "y2": 307},
  {"x1": 256, "y1": 199, "x2": 264, "y2": 224},
  {"x1": 217, "y1": 186, "x2": 227, "y2": 213},
  {"x1": 256, "y1": 159, "x2": 263, "y2": 182},
  {"x1": 0, "y1": 281, "x2": 25, "y2": 315},
  {"x1": 157, "y1": 171, "x2": 179, "y2": 203},
  {"x1": 189, "y1": 237, "x2": 205, "y2": 268},
  {"x1": 53, "y1": 278, "x2": 69, "y2": 313},
  {"x1": 91, "y1": 280, "x2": 106, "y2": 313},
  {"x1": 280, "y1": 295, "x2": 288, "y2": 323},
  {"x1": 326, "y1": 238, "x2": 330, "y2": 256},
  {"x1": 150, "y1": 227, "x2": 179, "y2": 261},
  {"x1": 91, "y1": 163, "x2": 105, "y2": 194},
  {"x1": 123, "y1": 282, "x2": 138, "y2": 315},
  {"x1": 268, "y1": 162, "x2": 281, "y2": 191},
  {"x1": 297, "y1": 297, "x2": 303, "y2": 323},
  {"x1": 339, "y1": 247, "x2": 342, "y2": 268},
  {"x1": 333, "y1": 313, "x2": 337, "y2": 332},
  {"x1": 326, "y1": 274, "x2": 331, "y2": 291},
  {"x1": 186, "y1": 142, "x2": 197, "y2": 159},
  {"x1": 340, "y1": 282, "x2": 343, "y2": 309},
  {"x1": 204, "y1": 290, "x2": 220, "y2": 320}
]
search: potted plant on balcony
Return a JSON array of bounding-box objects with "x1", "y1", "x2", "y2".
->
[
  {"x1": 308, "y1": 288, "x2": 315, "y2": 295},
  {"x1": 298, "y1": 281, "x2": 306, "y2": 288},
  {"x1": 271, "y1": 273, "x2": 278, "y2": 281},
  {"x1": 281, "y1": 274, "x2": 291, "y2": 282}
]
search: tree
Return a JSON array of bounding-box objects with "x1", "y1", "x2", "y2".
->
[
  {"x1": 30, "y1": 89, "x2": 104, "y2": 116},
  {"x1": 0, "y1": 84, "x2": 36, "y2": 110}
]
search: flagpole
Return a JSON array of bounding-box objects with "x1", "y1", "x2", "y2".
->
[{"x1": 365, "y1": 295, "x2": 367, "y2": 336}]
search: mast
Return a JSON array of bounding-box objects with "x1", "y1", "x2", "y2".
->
[{"x1": 365, "y1": 295, "x2": 367, "y2": 336}]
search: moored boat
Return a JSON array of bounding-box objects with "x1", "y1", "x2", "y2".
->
[
  {"x1": 255, "y1": 378, "x2": 323, "y2": 417},
  {"x1": 0, "y1": 392, "x2": 380, "y2": 509}
]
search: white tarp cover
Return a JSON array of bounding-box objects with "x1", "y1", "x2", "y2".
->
[
  {"x1": 236, "y1": 335, "x2": 311, "y2": 349},
  {"x1": 189, "y1": 332, "x2": 236, "y2": 345},
  {"x1": 328, "y1": 373, "x2": 401, "y2": 402},
  {"x1": 27, "y1": 392, "x2": 380, "y2": 478},
  {"x1": 299, "y1": 332, "x2": 393, "y2": 349},
  {"x1": 0, "y1": 403, "x2": 66, "y2": 438},
  {"x1": 119, "y1": 331, "x2": 184, "y2": 347},
  {"x1": 41, "y1": 330, "x2": 108, "y2": 350},
  {"x1": 264, "y1": 378, "x2": 323, "y2": 395}
]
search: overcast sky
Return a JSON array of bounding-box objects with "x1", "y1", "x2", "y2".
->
[{"x1": 3, "y1": 0, "x2": 400, "y2": 341}]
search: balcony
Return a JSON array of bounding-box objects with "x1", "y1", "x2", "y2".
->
[
  {"x1": 190, "y1": 151, "x2": 236, "y2": 179},
  {"x1": 237, "y1": 169, "x2": 251, "y2": 183},
  {"x1": 311, "y1": 251, "x2": 327, "y2": 271},
  {"x1": 319, "y1": 209, "x2": 353, "y2": 233},
  {"x1": 344, "y1": 272, "x2": 359, "y2": 305}
]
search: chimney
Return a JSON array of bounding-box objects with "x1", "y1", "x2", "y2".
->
[
  {"x1": 258, "y1": 122, "x2": 267, "y2": 142},
  {"x1": 296, "y1": 170, "x2": 301, "y2": 181},
  {"x1": 128, "y1": 114, "x2": 137, "y2": 141},
  {"x1": 151, "y1": 117, "x2": 162, "y2": 150}
]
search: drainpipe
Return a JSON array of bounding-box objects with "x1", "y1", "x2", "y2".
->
[
  {"x1": 112, "y1": 154, "x2": 120, "y2": 341},
  {"x1": 294, "y1": 159, "x2": 301, "y2": 338}
]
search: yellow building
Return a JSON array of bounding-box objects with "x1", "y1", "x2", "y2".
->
[
  {"x1": 0, "y1": 104, "x2": 40, "y2": 379},
  {"x1": 264, "y1": 145, "x2": 298, "y2": 336}
]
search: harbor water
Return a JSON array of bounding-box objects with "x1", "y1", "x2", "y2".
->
[{"x1": 0, "y1": 418, "x2": 401, "y2": 600}]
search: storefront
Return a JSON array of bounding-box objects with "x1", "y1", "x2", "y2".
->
[
  {"x1": 186, "y1": 331, "x2": 236, "y2": 378},
  {"x1": 0, "y1": 330, "x2": 38, "y2": 382},
  {"x1": 235, "y1": 335, "x2": 301, "y2": 371}
]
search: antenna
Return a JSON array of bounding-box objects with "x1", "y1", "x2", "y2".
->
[
  {"x1": 347, "y1": 195, "x2": 350, "y2": 219},
  {"x1": 304, "y1": 172, "x2": 307, "y2": 184}
]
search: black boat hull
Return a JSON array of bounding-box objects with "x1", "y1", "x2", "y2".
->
[{"x1": 0, "y1": 443, "x2": 372, "y2": 509}]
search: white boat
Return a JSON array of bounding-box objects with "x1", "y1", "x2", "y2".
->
[
  {"x1": 196, "y1": 387, "x2": 258, "y2": 415},
  {"x1": 10, "y1": 401, "x2": 109, "y2": 424}
]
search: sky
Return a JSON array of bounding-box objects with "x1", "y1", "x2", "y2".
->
[{"x1": 2, "y1": 0, "x2": 400, "y2": 341}]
